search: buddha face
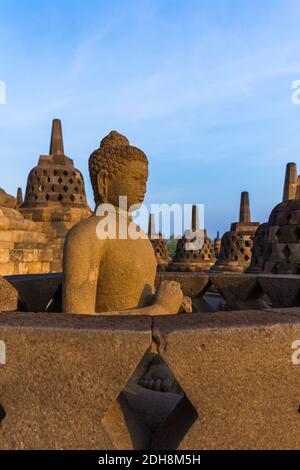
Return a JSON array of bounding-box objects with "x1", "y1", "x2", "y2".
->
[{"x1": 97, "y1": 160, "x2": 148, "y2": 211}]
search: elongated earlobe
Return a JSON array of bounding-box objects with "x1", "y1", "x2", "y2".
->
[{"x1": 97, "y1": 170, "x2": 109, "y2": 203}]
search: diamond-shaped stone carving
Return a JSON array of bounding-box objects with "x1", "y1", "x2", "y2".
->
[{"x1": 103, "y1": 350, "x2": 198, "y2": 450}]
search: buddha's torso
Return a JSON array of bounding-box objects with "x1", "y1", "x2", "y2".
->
[{"x1": 95, "y1": 216, "x2": 157, "y2": 312}]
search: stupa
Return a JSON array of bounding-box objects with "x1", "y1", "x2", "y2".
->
[
  {"x1": 20, "y1": 119, "x2": 92, "y2": 269},
  {"x1": 16, "y1": 187, "x2": 23, "y2": 208},
  {"x1": 167, "y1": 205, "x2": 216, "y2": 272},
  {"x1": 0, "y1": 188, "x2": 58, "y2": 275},
  {"x1": 248, "y1": 162, "x2": 300, "y2": 274},
  {"x1": 214, "y1": 231, "x2": 222, "y2": 259},
  {"x1": 148, "y1": 213, "x2": 172, "y2": 271},
  {"x1": 211, "y1": 192, "x2": 259, "y2": 272},
  {"x1": 246, "y1": 223, "x2": 269, "y2": 274}
]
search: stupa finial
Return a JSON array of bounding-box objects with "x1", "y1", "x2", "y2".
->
[
  {"x1": 283, "y1": 162, "x2": 297, "y2": 201},
  {"x1": 239, "y1": 191, "x2": 251, "y2": 223},
  {"x1": 191, "y1": 205, "x2": 199, "y2": 232},
  {"x1": 49, "y1": 118, "x2": 64, "y2": 156},
  {"x1": 148, "y1": 213, "x2": 156, "y2": 237},
  {"x1": 16, "y1": 187, "x2": 23, "y2": 207}
]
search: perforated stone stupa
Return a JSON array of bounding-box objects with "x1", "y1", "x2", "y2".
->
[
  {"x1": 168, "y1": 205, "x2": 216, "y2": 272},
  {"x1": 214, "y1": 231, "x2": 222, "y2": 259},
  {"x1": 211, "y1": 192, "x2": 259, "y2": 272},
  {"x1": 0, "y1": 188, "x2": 58, "y2": 275},
  {"x1": 20, "y1": 119, "x2": 92, "y2": 269},
  {"x1": 248, "y1": 162, "x2": 300, "y2": 274},
  {"x1": 148, "y1": 213, "x2": 171, "y2": 271}
]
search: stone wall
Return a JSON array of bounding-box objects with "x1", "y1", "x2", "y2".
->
[
  {"x1": 0, "y1": 309, "x2": 300, "y2": 449},
  {"x1": 5, "y1": 270, "x2": 300, "y2": 313}
]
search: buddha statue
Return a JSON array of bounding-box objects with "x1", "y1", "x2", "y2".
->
[{"x1": 63, "y1": 131, "x2": 189, "y2": 316}]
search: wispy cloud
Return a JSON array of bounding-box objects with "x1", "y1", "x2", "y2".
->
[{"x1": 1, "y1": 0, "x2": 300, "y2": 236}]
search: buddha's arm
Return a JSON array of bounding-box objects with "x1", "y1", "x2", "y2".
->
[
  {"x1": 97, "y1": 280, "x2": 189, "y2": 316},
  {"x1": 62, "y1": 223, "x2": 102, "y2": 314}
]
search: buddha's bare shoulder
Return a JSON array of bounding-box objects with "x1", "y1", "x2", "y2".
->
[{"x1": 65, "y1": 214, "x2": 101, "y2": 245}]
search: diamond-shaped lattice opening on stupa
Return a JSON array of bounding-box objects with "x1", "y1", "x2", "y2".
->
[{"x1": 102, "y1": 349, "x2": 198, "y2": 450}]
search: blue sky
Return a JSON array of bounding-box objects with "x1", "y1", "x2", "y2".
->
[{"x1": 1, "y1": 0, "x2": 300, "y2": 236}]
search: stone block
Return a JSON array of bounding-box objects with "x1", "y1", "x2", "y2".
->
[
  {"x1": 266, "y1": 225, "x2": 279, "y2": 242},
  {"x1": 289, "y1": 211, "x2": 300, "y2": 225},
  {"x1": 0, "y1": 263, "x2": 15, "y2": 276},
  {"x1": 158, "y1": 272, "x2": 211, "y2": 297},
  {"x1": 274, "y1": 211, "x2": 290, "y2": 226},
  {"x1": 5, "y1": 273, "x2": 63, "y2": 312},
  {"x1": 16, "y1": 263, "x2": 29, "y2": 275},
  {"x1": 152, "y1": 310, "x2": 300, "y2": 449},
  {"x1": 288, "y1": 244, "x2": 300, "y2": 264},
  {"x1": 276, "y1": 262, "x2": 299, "y2": 275},
  {"x1": 0, "y1": 277, "x2": 18, "y2": 311},
  {"x1": 50, "y1": 261, "x2": 62, "y2": 272},
  {"x1": 269, "y1": 243, "x2": 290, "y2": 263},
  {"x1": 257, "y1": 274, "x2": 300, "y2": 307},
  {"x1": 276, "y1": 225, "x2": 300, "y2": 244},
  {"x1": 0, "y1": 312, "x2": 152, "y2": 449},
  {"x1": 0, "y1": 249, "x2": 10, "y2": 263},
  {"x1": 26, "y1": 262, "x2": 44, "y2": 275},
  {"x1": 210, "y1": 273, "x2": 266, "y2": 310}
]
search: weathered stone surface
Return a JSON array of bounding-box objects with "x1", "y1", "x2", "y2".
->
[
  {"x1": 158, "y1": 272, "x2": 210, "y2": 298},
  {"x1": 0, "y1": 206, "x2": 58, "y2": 276},
  {"x1": 0, "y1": 277, "x2": 18, "y2": 311},
  {"x1": 210, "y1": 272, "x2": 267, "y2": 310},
  {"x1": 153, "y1": 310, "x2": 300, "y2": 450},
  {"x1": 0, "y1": 312, "x2": 152, "y2": 449},
  {"x1": 257, "y1": 274, "x2": 300, "y2": 308},
  {"x1": 5, "y1": 273, "x2": 62, "y2": 312}
]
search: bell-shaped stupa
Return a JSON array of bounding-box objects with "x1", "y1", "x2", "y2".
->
[
  {"x1": 148, "y1": 213, "x2": 171, "y2": 271},
  {"x1": 20, "y1": 119, "x2": 92, "y2": 270},
  {"x1": 248, "y1": 162, "x2": 300, "y2": 274},
  {"x1": 211, "y1": 192, "x2": 259, "y2": 272},
  {"x1": 214, "y1": 231, "x2": 222, "y2": 259},
  {"x1": 168, "y1": 205, "x2": 216, "y2": 272}
]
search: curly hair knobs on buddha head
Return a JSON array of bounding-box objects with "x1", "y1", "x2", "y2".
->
[{"x1": 89, "y1": 131, "x2": 148, "y2": 205}]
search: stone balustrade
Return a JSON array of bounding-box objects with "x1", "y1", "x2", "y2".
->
[{"x1": 0, "y1": 309, "x2": 300, "y2": 449}]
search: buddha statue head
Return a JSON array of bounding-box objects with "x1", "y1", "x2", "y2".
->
[{"x1": 89, "y1": 131, "x2": 148, "y2": 211}]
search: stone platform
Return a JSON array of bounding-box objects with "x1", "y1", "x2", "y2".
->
[
  {"x1": 0, "y1": 272, "x2": 299, "y2": 449},
  {"x1": 0, "y1": 309, "x2": 299, "y2": 449},
  {"x1": 5, "y1": 271, "x2": 300, "y2": 314}
]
